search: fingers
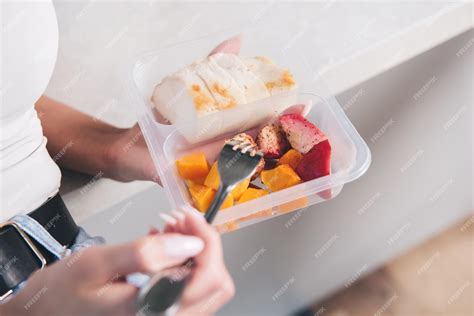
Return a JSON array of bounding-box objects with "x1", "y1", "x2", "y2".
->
[
  {"x1": 182, "y1": 208, "x2": 222, "y2": 265},
  {"x1": 160, "y1": 209, "x2": 190, "y2": 233},
  {"x1": 94, "y1": 283, "x2": 139, "y2": 316},
  {"x1": 175, "y1": 209, "x2": 235, "y2": 314},
  {"x1": 162, "y1": 207, "x2": 221, "y2": 265},
  {"x1": 148, "y1": 226, "x2": 160, "y2": 235},
  {"x1": 208, "y1": 34, "x2": 242, "y2": 56},
  {"x1": 82, "y1": 233, "x2": 204, "y2": 281}
]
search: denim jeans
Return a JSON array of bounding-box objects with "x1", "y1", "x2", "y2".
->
[{"x1": 8, "y1": 214, "x2": 149, "y2": 296}]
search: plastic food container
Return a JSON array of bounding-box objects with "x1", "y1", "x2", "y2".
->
[{"x1": 128, "y1": 25, "x2": 371, "y2": 233}]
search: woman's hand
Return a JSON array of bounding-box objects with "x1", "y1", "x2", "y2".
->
[
  {"x1": 0, "y1": 209, "x2": 234, "y2": 316},
  {"x1": 106, "y1": 123, "x2": 159, "y2": 183},
  {"x1": 162, "y1": 209, "x2": 235, "y2": 315}
]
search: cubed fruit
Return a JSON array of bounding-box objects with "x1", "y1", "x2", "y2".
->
[
  {"x1": 256, "y1": 122, "x2": 290, "y2": 158},
  {"x1": 204, "y1": 162, "x2": 250, "y2": 200},
  {"x1": 295, "y1": 139, "x2": 332, "y2": 181},
  {"x1": 216, "y1": 221, "x2": 240, "y2": 233},
  {"x1": 184, "y1": 177, "x2": 205, "y2": 187},
  {"x1": 279, "y1": 196, "x2": 309, "y2": 214},
  {"x1": 231, "y1": 179, "x2": 251, "y2": 200},
  {"x1": 239, "y1": 209, "x2": 273, "y2": 223},
  {"x1": 188, "y1": 183, "x2": 214, "y2": 212},
  {"x1": 188, "y1": 183, "x2": 233, "y2": 212},
  {"x1": 203, "y1": 162, "x2": 220, "y2": 188},
  {"x1": 260, "y1": 164, "x2": 301, "y2": 192},
  {"x1": 279, "y1": 113, "x2": 327, "y2": 154},
  {"x1": 220, "y1": 193, "x2": 234, "y2": 209},
  {"x1": 237, "y1": 188, "x2": 269, "y2": 204},
  {"x1": 277, "y1": 149, "x2": 303, "y2": 170},
  {"x1": 176, "y1": 152, "x2": 209, "y2": 181}
]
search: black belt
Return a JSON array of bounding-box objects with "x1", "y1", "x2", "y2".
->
[{"x1": 0, "y1": 194, "x2": 79, "y2": 301}]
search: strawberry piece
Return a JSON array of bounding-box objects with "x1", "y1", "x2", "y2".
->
[
  {"x1": 256, "y1": 122, "x2": 290, "y2": 159},
  {"x1": 295, "y1": 139, "x2": 331, "y2": 181},
  {"x1": 279, "y1": 114, "x2": 327, "y2": 154}
]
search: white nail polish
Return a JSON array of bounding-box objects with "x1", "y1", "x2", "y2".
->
[
  {"x1": 159, "y1": 213, "x2": 177, "y2": 225},
  {"x1": 183, "y1": 208, "x2": 206, "y2": 222},
  {"x1": 163, "y1": 236, "x2": 204, "y2": 258},
  {"x1": 171, "y1": 210, "x2": 185, "y2": 220}
]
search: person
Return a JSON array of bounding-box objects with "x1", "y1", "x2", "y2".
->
[{"x1": 0, "y1": 1, "x2": 236, "y2": 315}]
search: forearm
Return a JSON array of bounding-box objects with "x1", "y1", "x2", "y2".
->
[{"x1": 35, "y1": 96, "x2": 124, "y2": 178}]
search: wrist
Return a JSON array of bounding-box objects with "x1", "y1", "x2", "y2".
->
[
  {"x1": 104, "y1": 126, "x2": 130, "y2": 181},
  {"x1": 0, "y1": 300, "x2": 23, "y2": 316}
]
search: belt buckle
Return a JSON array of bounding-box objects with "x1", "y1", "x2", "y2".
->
[{"x1": 0, "y1": 221, "x2": 47, "y2": 301}]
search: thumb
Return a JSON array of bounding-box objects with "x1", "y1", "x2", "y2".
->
[
  {"x1": 94, "y1": 233, "x2": 204, "y2": 280},
  {"x1": 208, "y1": 34, "x2": 242, "y2": 56}
]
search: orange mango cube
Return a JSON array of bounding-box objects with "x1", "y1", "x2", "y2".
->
[
  {"x1": 216, "y1": 220, "x2": 240, "y2": 233},
  {"x1": 176, "y1": 152, "x2": 209, "y2": 181},
  {"x1": 220, "y1": 193, "x2": 234, "y2": 210},
  {"x1": 237, "y1": 188, "x2": 269, "y2": 204},
  {"x1": 188, "y1": 183, "x2": 233, "y2": 212},
  {"x1": 279, "y1": 196, "x2": 309, "y2": 214},
  {"x1": 204, "y1": 162, "x2": 250, "y2": 200},
  {"x1": 277, "y1": 149, "x2": 303, "y2": 170},
  {"x1": 260, "y1": 164, "x2": 301, "y2": 192}
]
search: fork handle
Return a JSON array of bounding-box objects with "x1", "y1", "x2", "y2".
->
[
  {"x1": 136, "y1": 185, "x2": 232, "y2": 314},
  {"x1": 205, "y1": 184, "x2": 231, "y2": 223}
]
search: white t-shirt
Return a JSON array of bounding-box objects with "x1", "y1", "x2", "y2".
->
[{"x1": 0, "y1": 1, "x2": 61, "y2": 221}]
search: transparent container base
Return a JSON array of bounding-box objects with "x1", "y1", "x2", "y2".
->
[{"x1": 128, "y1": 24, "x2": 371, "y2": 233}]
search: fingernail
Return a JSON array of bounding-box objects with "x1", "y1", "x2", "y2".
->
[
  {"x1": 163, "y1": 235, "x2": 204, "y2": 258},
  {"x1": 183, "y1": 208, "x2": 206, "y2": 222},
  {"x1": 171, "y1": 210, "x2": 185, "y2": 221},
  {"x1": 159, "y1": 213, "x2": 177, "y2": 225}
]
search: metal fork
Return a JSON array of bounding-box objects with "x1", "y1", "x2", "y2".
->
[
  {"x1": 137, "y1": 135, "x2": 263, "y2": 315},
  {"x1": 204, "y1": 134, "x2": 263, "y2": 222}
]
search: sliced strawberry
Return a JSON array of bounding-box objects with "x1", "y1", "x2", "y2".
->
[
  {"x1": 279, "y1": 113, "x2": 327, "y2": 154},
  {"x1": 295, "y1": 139, "x2": 331, "y2": 181},
  {"x1": 256, "y1": 122, "x2": 290, "y2": 159}
]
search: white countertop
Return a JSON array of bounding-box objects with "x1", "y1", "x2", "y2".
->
[{"x1": 47, "y1": 1, "x2": 472, "y2": 223}]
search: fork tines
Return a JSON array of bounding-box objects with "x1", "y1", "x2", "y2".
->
[{"x1": 225, "y1": 134, "x2": 262, "y2": 157}]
